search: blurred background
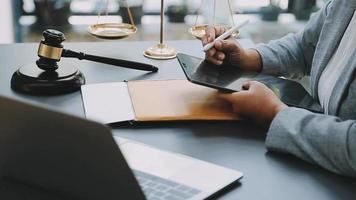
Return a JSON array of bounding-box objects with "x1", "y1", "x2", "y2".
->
[{"x1": 1, "y1": 0, "x2": 328, "y2": 44}]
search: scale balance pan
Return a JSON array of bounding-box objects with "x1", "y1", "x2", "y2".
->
[
  {"x1": 188, "y1": 24, "x2": 240, "y2": 40},
  {"x1": 88, "y1": 23, "x2": 137, "y2": 39}
]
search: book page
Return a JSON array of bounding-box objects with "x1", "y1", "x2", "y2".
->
[{"x1": 81, "y1": 82, "x2": 135, "y2": 124}]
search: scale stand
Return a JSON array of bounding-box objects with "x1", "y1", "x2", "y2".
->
[{"x1": 144, "y1": 0, "x2": 177, "y2": 60}]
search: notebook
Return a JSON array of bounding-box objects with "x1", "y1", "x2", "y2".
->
[{"x1": 81, "y1": 79, "x2": 240, "y2": 124}]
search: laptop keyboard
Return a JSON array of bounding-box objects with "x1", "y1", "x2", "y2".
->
[{"x1": 133, "y1": 170, "x2": 202, "y2": 200}]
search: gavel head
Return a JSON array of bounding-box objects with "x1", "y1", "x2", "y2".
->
[{"x1": 36, "y1": 29, "x2": 66, "y2": 71}]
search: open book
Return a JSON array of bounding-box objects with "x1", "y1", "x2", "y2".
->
[{"x1": 81, "y1": 80, "x2": 240, "y2": 124}]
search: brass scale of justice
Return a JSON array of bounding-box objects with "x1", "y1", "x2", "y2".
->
[
  {"x1": 10, "y1": 0, "x2": 238, "y2": 95},
  {"x1": 88, "y1": 0, "x2": 239, "y2": 59}
]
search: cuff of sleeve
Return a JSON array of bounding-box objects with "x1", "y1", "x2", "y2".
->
[
  {"x1": 265, "y1": 107, "x2": 301, "y2": 151},
  {"x1": 253, "y1": 44, "x2": 282, "y2": 75}
]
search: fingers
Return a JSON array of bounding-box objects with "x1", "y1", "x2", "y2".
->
[
  {"x1": 206, "y1": 51, "x2": 226, "y2": 65},
  {"x1": 214, "y1": 26, "x2": 228, "y2": 37},
  {"x1": 202, "y1": 25, "x2": 234, "y2": 66},
  {"x1": 218, "y1": 93, "x2": 239, "y2": 113},
  {"x1": 218, "y1": 92, "x2": 235, "y2": 102},
  {"x1": 242, "y1": 81, "x2": 262, "y2": 90},
  {"x1": 204, "y1": 26, "x2": 216, "y2": 43},
  {"x1": 208, "y1": 47, "x2": 225, "y2": 59},
  {"x1": 218, "y1": 91, "x2": 248, "y2": 102},
  {"x1": 207, "y1": 47, "x2": 216, "y2": 57},
  {"x1": 201, "y1": 35, "x2": 208, "y2": 46},
  {"x1": 242, "y1": 81, "x2": 252, "y2": 90},
  {"x1": 205, "y1": 44, "x2": 225, "y2": 65},
  {"x1": 205, "y1": 57, "x2": 220, "y2": 65},
  {"x1": 203, "y1": 25, "x2": 230, "y2": 46},
  {"x1": 216, "y1": 52, "x2": 225, "y2": 60},
  {"x1": 206, "y1": 56, "x2": 223, "y2": 65},
  {"x1": 202, "y1": 26, "x2": 215, "y2": 48},
  {"x1": 205, "y1": 40, "x2": 240, "y2": 65},
  {"x1": 205, "y1": 25, "x2": 228, "y2": 42},
  {"x1": 218, "y1": 91, "x2": 250, "y2": 113},
  {"x1": 203, "y1": 26, "x2": 218, "y2": 64},
  {"x1": 215, "y1": 40, "x2": 240, "y2": 53}
]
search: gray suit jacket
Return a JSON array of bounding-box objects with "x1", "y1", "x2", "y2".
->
[{"x1": 255, "y1": 0, "x2": 356, "y2": 177}]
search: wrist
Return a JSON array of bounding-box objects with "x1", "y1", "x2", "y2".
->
[
  {"x1": 243, "y1": 49, "x2": 263, "y2": 72},
  {"x1": 272, "y1": 103, "x2": 288, "y2": 119}
]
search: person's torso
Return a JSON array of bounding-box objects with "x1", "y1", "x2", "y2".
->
[
  {"x1": 317, "y1": 10, "x2": 356, "y2": 116},
  {"x1": 311, "y1": 0, "x2": 356, "y2": 119}
]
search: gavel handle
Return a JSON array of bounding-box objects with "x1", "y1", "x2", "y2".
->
[{"x1": 62, "y1": 49, "x2": 158, "y2": 72}]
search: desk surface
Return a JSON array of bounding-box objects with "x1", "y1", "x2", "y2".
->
[{"x1": 0, "y1": 40, "x2": 355, "y2": 200}]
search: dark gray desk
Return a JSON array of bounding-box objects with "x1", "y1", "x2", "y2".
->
[{"x1": 0, "y1": 40, "x2": 355, "y2": 200}]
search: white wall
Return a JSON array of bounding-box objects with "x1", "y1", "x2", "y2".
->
[{"x1": 0, "y1": 0, "x2": 15, "y2": 43}]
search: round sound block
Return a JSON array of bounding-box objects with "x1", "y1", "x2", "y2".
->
[{"x1": 11, "y1": 64, "x2": 85, "y2": 95}]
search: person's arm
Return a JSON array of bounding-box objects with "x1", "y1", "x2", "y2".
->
[
  {"x1": 255, "y1": 1, "x2": 333, "y2": 79},
  {"x1": 219, "y1": 81, "x2": 356, "y2": 177},
  {"x1": 267, "y1": 107, "x2": 356, "y2": 176}
]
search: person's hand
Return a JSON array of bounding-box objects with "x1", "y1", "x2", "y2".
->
[
  {"x1": 219, "y1": 81, "x2": 288, "y2": 127},
  {"x1": 202, "y1": 26, "x2": 262, "y2": 72}
]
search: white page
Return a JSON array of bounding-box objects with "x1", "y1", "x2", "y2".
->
[{"x1": 81, "y1": 82, "x2": 135, "y2": 124}]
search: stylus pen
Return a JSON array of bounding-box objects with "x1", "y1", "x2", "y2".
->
[{"x1": 203, "y1": 19, "x2": 250, "y2": 52}]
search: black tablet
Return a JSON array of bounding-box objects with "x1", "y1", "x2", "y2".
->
[{"x1": 177, "y1": 53, "x2": 322, "y2": 113}]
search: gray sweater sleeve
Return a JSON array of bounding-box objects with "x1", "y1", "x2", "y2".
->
[
  {"x1": 254, "y1": 1, "x2": 332, "y2": 79},
  {"x1": 266, "y1": 107, "x2": 356, "y2": 177},
  {"x1": 249, "y1": 0, "x2": 356, "y2": 176}
]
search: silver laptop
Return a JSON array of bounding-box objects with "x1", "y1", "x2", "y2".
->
[{"x1": 0, "y1": 96, "x2": 243, "y2": 200}]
